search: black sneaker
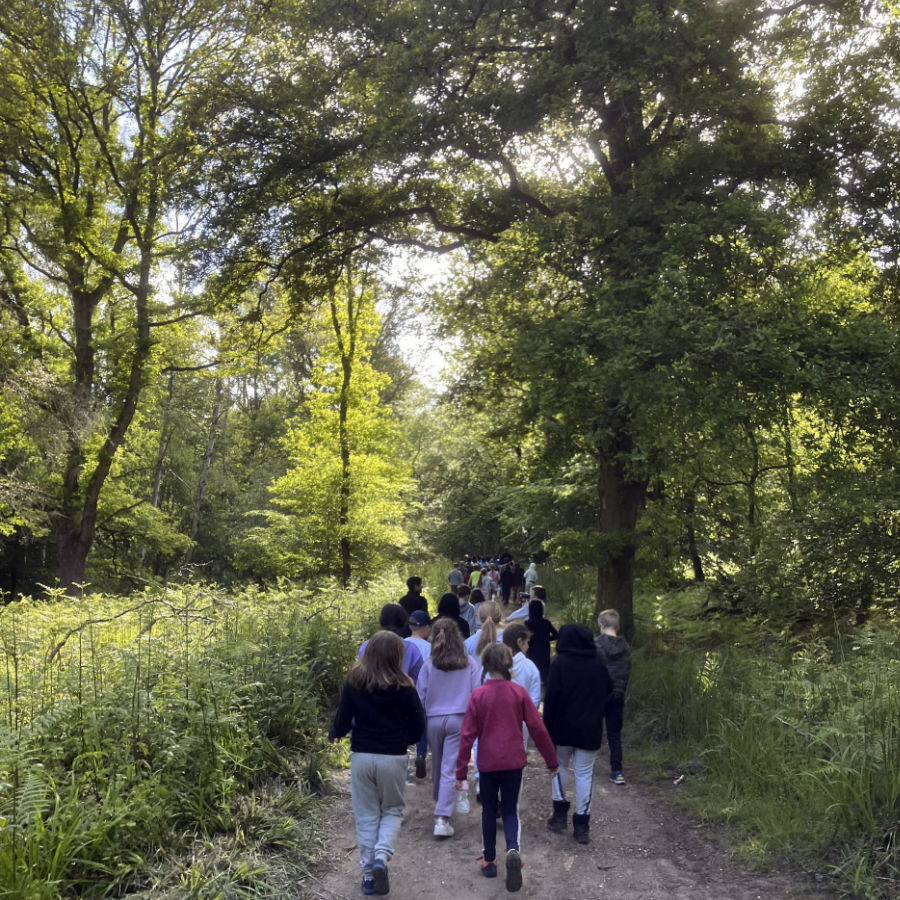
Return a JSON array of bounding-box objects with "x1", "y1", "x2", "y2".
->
[
  {"x1": 505, "y1": 849, "x2": 522, "y2": 892},
  {"x1": 372, "y1": 860, "x2": 389, "y2": 895},
  {"x1": 415, "y1": 756, "x2": 426, "y2": 779}
]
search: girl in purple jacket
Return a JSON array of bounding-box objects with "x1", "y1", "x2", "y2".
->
[{"x1": 416, "y1": 618, "x2": 482, "y2": 838}]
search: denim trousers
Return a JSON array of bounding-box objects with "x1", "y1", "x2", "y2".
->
[
  {"x1": 552, "y1": 745, "x2": 597, "y2": 815},
  {"x1": 479, "y1": 767, "x2": 523, "y2": 862},
  {"x1": 350, "y1": 751, "x2": 408, "y2": 875},
  {"x1": 426, "y1": 713, "x2": 464, "y2": 817}
]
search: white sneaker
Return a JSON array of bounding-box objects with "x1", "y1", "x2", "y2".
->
[
  {"x1": 433, "y1": 816, "x2": 455, "y2": 838},
  {"x1": 456, "y1": 790, "x2": 470, "y2": 814}
]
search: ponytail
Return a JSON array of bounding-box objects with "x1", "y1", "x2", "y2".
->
[{"x1": 475, "y1": 599, "x2": 502, "y2": 657}]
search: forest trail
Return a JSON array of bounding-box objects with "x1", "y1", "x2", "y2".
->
[{"x1": 304, "y1": 749, "x2": 830, "y2": 900}]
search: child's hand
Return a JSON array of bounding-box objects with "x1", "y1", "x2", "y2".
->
[
  {"x1": 453, "y1": 779, "x2": 464, "y2": 791},
  {"x1": 548, "y1": 767, "x2": 559, "y2": 777}
]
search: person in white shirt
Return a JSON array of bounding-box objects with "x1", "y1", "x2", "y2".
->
[
  {"x1": 502, "y1": 623, "x2": 542, "y2": 745},
  {"x1": 524, "y1": 561, "x2": 539, "y2": 594},
  {"x1": 506, "y1": 584, "x2": 543, "y2": 623}
]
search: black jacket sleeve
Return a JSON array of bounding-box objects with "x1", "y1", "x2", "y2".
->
[
  {"x1": 329, "y1": 682, "x2": 354, "y2": 741},
  {"x1": 405, "y1": 686, "x2": 426, "y2": 744}
]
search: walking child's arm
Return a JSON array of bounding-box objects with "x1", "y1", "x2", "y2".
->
[
  {"x1": 408, "y1": 643, "x2": 424, "y2": 684},
  {"x1": 328, "y1": 682, "x2": 354, "y2": 742},
  {"x1": 416, "y1": 661, "x2": 430, "y2": 706},
  {"x1": 405, "y1": 688, "x2": 426, "y2": 745},
  {"x1": 541, "y1": 665, "x2": 559, "y2": 736},
  {"x1": 468, "y1": 656, "x2": 482, "y2": 693},
  {"x1": 522, "y1": 694, "x2": 559, "y2": 771},
  {"x1": 455, "y1": 697, "x2": 479, "y2": 781}
]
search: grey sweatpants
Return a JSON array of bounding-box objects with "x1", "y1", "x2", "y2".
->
[
  {"x1": 350, "y1": 751, "x2": 408, "y2": 875},
  {"x1": 552, "y1": 745, "x2": 597, "y2": 815}
]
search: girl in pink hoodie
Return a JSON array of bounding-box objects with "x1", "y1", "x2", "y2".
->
[{"x1": 455, "y1": 643, "x2": 558, "y2": 892}]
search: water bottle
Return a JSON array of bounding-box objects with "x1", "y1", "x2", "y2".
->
[{"x1": 456, "y1": 780, "x2": 470, "y2": 814}]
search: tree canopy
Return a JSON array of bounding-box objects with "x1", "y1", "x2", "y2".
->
[{"x1": 0, "y1": 0, "x2": 897, "y2": 639}]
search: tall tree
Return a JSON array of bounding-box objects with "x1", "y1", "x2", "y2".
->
[
  {"x1": 333, "y1": 0, "x2": 898, "y2": 636},
  {"x1": 0, "y1": 0, "x2": 253, "y2": 590},
  {"x1": 239, "y1": 265, "x2": 414, "y2": 584}
]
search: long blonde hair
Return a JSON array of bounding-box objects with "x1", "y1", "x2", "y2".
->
[
  {"x1": 475, "y1": 600, "x2": 502, "y2": 657},
  {"x1": 430, "y1": 618, "x2": 469, "y2": 671},
  {"x1": 348, "y1": 631, "x2": 414, "y2": 692}
]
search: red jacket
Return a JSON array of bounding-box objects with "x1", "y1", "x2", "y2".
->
[{"x1": 456, "y1": 678, "x2": 558, "y2": 779}]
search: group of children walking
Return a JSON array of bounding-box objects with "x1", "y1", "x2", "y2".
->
[{"x1": 329, "y1": 582, "x2": 631, "y2": 896}]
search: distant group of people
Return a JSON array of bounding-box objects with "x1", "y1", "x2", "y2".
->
[
  {"x1": 446, "y1": 555, "x2": 539, "y2": 608},
  {"x1": 329, "y1": 568, "x2": 632, "y2": 895}
]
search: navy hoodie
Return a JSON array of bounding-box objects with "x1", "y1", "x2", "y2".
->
[{"x1": 543, "y1": 624, "x2": 612, "y2": 750}]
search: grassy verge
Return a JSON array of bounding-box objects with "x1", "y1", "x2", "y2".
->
[
  {"x1": 626, "y1": 588, "x2": 899, "y2": 899},
  {"x1": 0, "y1": 577, "x2": 396, "y2": 898}
]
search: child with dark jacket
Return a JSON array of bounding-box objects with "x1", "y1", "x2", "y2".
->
[
  {"x1": 542, "y1": 624, "x2": 612, "y2": 844},
  {"x1": 594, "y1": 608, "x2": 632, "y2": 785},
  {"x1": 524, "y1": 596, "x2": 558, "y2": 682},
  {"x1": 435, "y1": 592, "x2": 471, "y2": 639},
  {"x1": 330, "y1": 631, "x2": 426, "y2": 896}
]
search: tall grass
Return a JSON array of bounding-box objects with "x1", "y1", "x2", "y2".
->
[
  {"x1": 628, "y1": 627, "x2": 900, "y2": 898},
  {"x1": 0, "y1": 580, "x2": 384, "y2": 898}
]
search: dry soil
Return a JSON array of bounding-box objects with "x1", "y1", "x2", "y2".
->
[{"x1": 306, "y1": 749, "x2": 833, "y2": 900}]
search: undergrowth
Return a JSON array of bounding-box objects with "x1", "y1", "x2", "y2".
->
[
  {"x1": 0, "y1": 577, "x2": 391, "y2": 898},
  {"x1": 628, "y1": 587, "x2": 899, "y2": 899}
]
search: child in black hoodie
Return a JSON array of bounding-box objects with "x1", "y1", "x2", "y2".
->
[
  {"x1": 524, "y1": 594, "x2": 558, "y2": 682},
  {"x1": 542, "y1": 623, "x2": 611, "y2": 844},
  {"x1": 594, "y1": 608, "x2": 632, "y2": 785}
]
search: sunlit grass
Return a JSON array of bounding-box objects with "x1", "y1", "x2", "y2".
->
[
  {"x1": 628, "y1": 614, "x2": 900, "y2": 899},
  {"x1": 0, "y1": 580, "x2": 382, "y2": 898}
]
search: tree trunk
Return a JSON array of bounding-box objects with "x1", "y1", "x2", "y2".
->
[
  {"x1": 338, "y1": 349, "x2": 353, "y2": 588},
  {"x1": 139, "y1": 373, "x2": 176, "y2": 570},
  {"x1": 330, "y1": 288, "x2": 356, "y2": 588},
  {"x1": 683, "y1": 489, "x2": 705, "y2": 582},
  {"x1": 595, "y1": 455, "x2": 646, "y2": 642},
  {"x1": 781, "y1": 402, "x2": 799, "y2": 516},
  {"x1": 57, "y1": 217, "x2": 155, "y2": 593},
  {"x1": 744, "y1": 421, "x2": 761, "y2": 557},
  {"x1": 185, "y1": 379, "x2": 226, "y2": 565}
]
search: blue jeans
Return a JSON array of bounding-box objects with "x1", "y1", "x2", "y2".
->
[
  {"x1": 350, "y1": 752, "x2": 408, "y2": 875},
  {"x1": 479, "y1": 768, "x2": 523, "y2": 862}
]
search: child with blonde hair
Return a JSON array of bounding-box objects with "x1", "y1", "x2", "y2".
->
[
  {"x1": 594, "y1": 608, "x2": 632, "y2": 785},
  {"x1": 464, "y1": 599, "x2": 503, "y2": 660},
  {"x1": 417, "y1": 619, "x2": 481, "y2": 837}
]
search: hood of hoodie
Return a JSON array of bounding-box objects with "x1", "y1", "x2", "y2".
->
[
  {"x1": 595, "y1": 633, "x2": 629, "y2": 660},
  {"x1": 556, "y1": 623, "x2": 597, "y2": 657},
  {"x1": 437, "y1": 593, "x2": 461, "y2": 618}
]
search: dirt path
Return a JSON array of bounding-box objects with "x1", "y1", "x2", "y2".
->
[{"x1": 306, "y1": 750, "x2": 830, "y2": 900}]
